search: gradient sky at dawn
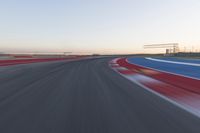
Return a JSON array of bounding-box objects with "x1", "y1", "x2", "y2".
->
[{"x1": 1, "y1": 0, "x2": 200, "y2": 54}]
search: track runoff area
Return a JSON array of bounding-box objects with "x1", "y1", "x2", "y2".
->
[{"x1": 110, "y1": 57, "x2": 200, "y2": 117}]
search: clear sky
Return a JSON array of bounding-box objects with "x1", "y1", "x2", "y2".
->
[{"x1": 1, "y1": 0, "x2": 200, "y2": 54}]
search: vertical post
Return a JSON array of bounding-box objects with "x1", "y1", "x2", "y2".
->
[{"x1": 173, "y1": 44, "x2": 176, "y2": 54}]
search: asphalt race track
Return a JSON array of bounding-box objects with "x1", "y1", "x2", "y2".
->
[{"x1": 0, "y1": 58, "x2": 200, "y2": 133}]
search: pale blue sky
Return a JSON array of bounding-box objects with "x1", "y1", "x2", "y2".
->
[{"x1": 1, "y1": 0, "x2": 200, "y2": 54}]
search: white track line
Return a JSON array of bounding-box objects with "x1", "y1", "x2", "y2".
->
[
  {"x1": 127, "y1": 58, "x2": 200, "y2": 81},
  {"x1": 146, "y1": 57, "x2": 200, "y2": 67}
]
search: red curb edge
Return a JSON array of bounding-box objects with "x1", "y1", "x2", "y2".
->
[
  {"x1": 0, "y1": 57, "x2": 82, "y2": 66},
  {"x1": 109, "y1": 57, "x2": 200, "y2": 117},
  {"x1": 117, "y1": 58, "x2": 200, "y2": 95}
]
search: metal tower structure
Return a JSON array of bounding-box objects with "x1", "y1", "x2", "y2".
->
[{"x1": 144, "y1": 43, "x2": 179, "y2": 54}]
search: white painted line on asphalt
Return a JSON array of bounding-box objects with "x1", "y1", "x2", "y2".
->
[
  {"x1": 146, "y1": 57, "x2": 200, "y2": 67},
  {"x1": 116, "y1": 67, "x2": 129, "y2": 71},
  {"x1": 126, "y1": 58, "x2": 200, "y2": 81},
  {"x1": 131, "y1": 74, "x2": 161, "y2": 84}
]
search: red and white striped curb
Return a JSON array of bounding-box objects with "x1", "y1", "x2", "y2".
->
[{"x1": 109, "y1": 58, "x2": 200, "y2": 117}]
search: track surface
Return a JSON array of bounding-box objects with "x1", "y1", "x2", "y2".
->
[{"x1": 0, "y1": 58, "x2": 200, "y2": 133}]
